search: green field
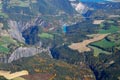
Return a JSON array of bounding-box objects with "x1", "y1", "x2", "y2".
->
[
  {"x1": 0, "y1": 3, "x2": 8, "y2": 18},
  {"x1": 0, "y1": 13, "x2": 8, "y2": 18},
  {"x1": 107, "y1": 33, "x2": 120, "y2": 45},
  {"x1": 0, "y1": 36, "x2": 18, "y2": 53},
  {"x1": 100, "y1": 23, "x2": 104, "y2": 28},
  {"x1": 0, "y1": 36, "x2": 17, "y2": 45},
  {"x1": 89, "y1": 46, "x2": 111, "y2": 57},
  {"x1": 10, "y1": 0, "x2": 29, "y2": 7},
  {"x1": 107, "y1": 20, "x2": 114, "y2": 24},
  {"x1": 0, "y1": 45, "x2": 10, "y2": 53},
  {"x1": 38, "y1": 33, "x2": 53, "y2": 39},
  {"x1": 91, "y1": 39, "x2": 115, "y2": 49},
  {"x1": 0, "y1": 3, "x2": 2, "y2": 10},
  {"x1": 99, "y1": 25, "x2": 120, "y2": 34}
]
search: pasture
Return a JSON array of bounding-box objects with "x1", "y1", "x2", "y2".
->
[
  {"x1": 99, "y1": 25, "x2": 120, "y2": 34},
  {"x1": 89, "y1": 45, "x2": 111, "y2": 57},
  {"x1": 91, "y1": 39, "x2": 115, "y2": 49},
  {"x1": 38, "y1": 33, "x2": 53, "y2": 39}
]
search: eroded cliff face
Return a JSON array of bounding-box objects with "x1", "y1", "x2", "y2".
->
[
  {"x1": 8, "y1": 20, "x2": 25, "y2": 43},
  {"x1": 7, "y1": 17, "x2": 48, "y2": 43},
  {"x1": 0, "y1": 46, "x2": 52, "y2": 63},
  {"x1": 0, "y1": 17, "x2": 52, "y2": 63},
  {"x1": 8, "y1": 46, "x2": 51, "y2": 63}
]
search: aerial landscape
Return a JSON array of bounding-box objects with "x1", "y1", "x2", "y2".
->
[{"x1": 0, "y1": 0, "x2": 120, "y2": 80}]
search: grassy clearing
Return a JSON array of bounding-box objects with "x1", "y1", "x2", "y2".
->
[
  {"x1": 0, "y1": 36, "x2": 17, "y2": 46},
  {"x1": 99, "y1": 25, "x2": 120, "y2": 34},
  {"x1": 100, "y1": 23, "x2": 104, "y2": 28},
  {"x1": 10, "y1": 0, "x2": 29, "y2": 7},
  {"x1": 38, "y1": 33, "x2": 53, "y2": 39},
  {"x1": 0, "y1": 45, "x2": 9, "y2": 53},
  {"x1": 107, "y1": 20, "x2": 114, "y2": 24},
  {"x1": 0, "y1": 36, "x2": 18, "y2": 53},
  {"x1": 107, "y1": 33, "x2": 120, "y2": 45},
  {"x1": 89, "y1": 45, "x2": 111, "y2": 57},
  {"x1": 0, "y1": 3, "x2": 8, "y2": 18},
  {"x1": 91, "y1": 39, "x2": 115, "y2": 49},
  {"x1": 0, "y1": 3, "x2": 2, "y2": 10},
  {"x1": 0, "y1": 12, "x2": 8, "y2": 18},
  {"x1": 98, "y1": 25, "x2": 120, "y2": 34}
]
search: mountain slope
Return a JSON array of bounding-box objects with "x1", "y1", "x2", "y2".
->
[{"x1": 37, "y1": 0, "x2": 76, "y2": 14}]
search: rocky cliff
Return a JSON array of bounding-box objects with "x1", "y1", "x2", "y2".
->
[
  {"x1": 8, "y1": 46, "x2": 51, "y2": 63},
  {"x1": 8, "y1": 20, "x2": 25, "y2": 43},
  {"x1": 0, "y1": 17, "x2": 53, "y2": 63},
  {"x1": 7, "y1": 17, "x2": 47, "y2": 43},
  {"x1": 0, "y1": 46, "x2": 52, "y2": 63}
]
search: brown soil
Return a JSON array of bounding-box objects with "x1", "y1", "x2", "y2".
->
[
  {"x1": 0, "y1": 70, "x2": 29, "y2": 80},
  {"x1": 69, "y1": 34, "x2": 108, "y2": 53}
]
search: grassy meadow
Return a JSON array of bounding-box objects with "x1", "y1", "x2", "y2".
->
[
  {"x1": 90, "y1": 39, "x2": 115, "y2": 49},
  {"x1": 38, "y1": 33, "x2": 53, "y2": 39},
  {"x1": 99, "y1": 25, "x2": 120, "y2": 34},
  {"x1": 89, "y1": 45, "x2": 111, "y2": 57}
]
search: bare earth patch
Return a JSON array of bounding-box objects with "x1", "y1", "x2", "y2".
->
[
  {"x1": 69, "y1": 34, "x2": 108, "y2": 53},
  {"x1": 93, "y1": 20, "x2": 104, "y2": 24},
  {"x1": 0, "y1": 70, "x2": 29, "y2": 80}
]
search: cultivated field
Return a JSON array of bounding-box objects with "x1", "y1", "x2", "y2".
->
[
  {"x1": 38, "y1": 33, "x2": 53, "y2": 39},
  {"x1": 91, "y1": 39, "x2": 115, "y2": 49},
  {"x1": 99, "y1": 25, "x2": 120, "y2": 34},
  {"x1": 93, "y1": 20, "x2": 105, "y2": 24},
  {"x1": 69, "y1": 34, "x2": 108, "y2": 53},
  {"x1": 0, "y1": 70, "x2": 29, "y2": 80},
  {"x1": 88, "y1": 45, "x2": 111, "y2": 57}
]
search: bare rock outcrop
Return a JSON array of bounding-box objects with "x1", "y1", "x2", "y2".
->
[
  {"x1": 8, "y1": 20, "x2": 25, "y2": 43},
  {"x1": 8, "y1": 46, "x2": 51, "y2": 63}
]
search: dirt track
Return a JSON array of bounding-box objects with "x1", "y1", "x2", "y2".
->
[{"x1": 69, "y1": 34, "x2": 108, "y2": 53}]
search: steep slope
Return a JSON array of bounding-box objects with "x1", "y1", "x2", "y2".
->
[
  {"x1": 8, "y1": 20, "x2": 25, "y2": 43},
  {"x1": 36, "y1": 0, "x2": 76, "y2": 14},
  {"x1": 0, "y1": 54, "x2": 96, "y2": 80}
]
